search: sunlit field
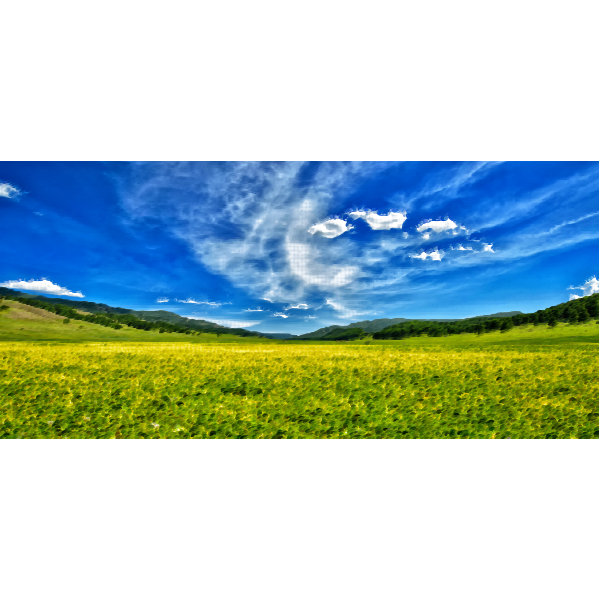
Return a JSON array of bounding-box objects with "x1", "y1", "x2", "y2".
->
[{"x1": 1, "y1": 339, "x2": 597, "y2": 439}]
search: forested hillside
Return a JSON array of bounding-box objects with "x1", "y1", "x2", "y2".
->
[
  {"x1": 0, "y1": 287, "x2": 271, "y2": 338},
  {"x1": 0, "y1": 294, "x2": 263, "y2": 338},
  {"x1": 295, "y1": 311, "x2": 524, "y2": 338},
  {"x1": 373, "y1": 294, "x2": 599, "y2": 340}
]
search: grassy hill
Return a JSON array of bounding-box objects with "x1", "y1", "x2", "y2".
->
[
  {"x1": 0, "y1": 287, "x2": 526, "y2": 339},
  {"x1": 1, "y1": 287, "x2": 598, "y2": 347},
  {"x1": 0, "y1": 288, "x2": 289, "y2": 338},
  {"x1": 0, "y1": 300, "x2": 278, "y2": 344},
  {"x1": 3, "y1": 297, "x2": 595, "y2": 345}
]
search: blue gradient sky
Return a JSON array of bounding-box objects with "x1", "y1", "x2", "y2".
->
[{"x1": 1, "y1": 161, "x2": 598, "y2": 334}]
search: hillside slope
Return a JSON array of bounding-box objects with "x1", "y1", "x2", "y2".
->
[
  {"x1": 0, "y1": 300, "x2": 278, "y2": 344},
  {"x1": 0, "y1": 287, "x2": 281, "y2": 338}
]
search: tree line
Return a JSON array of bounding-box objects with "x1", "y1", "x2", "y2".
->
[{"x1": 373, "y1": 293, "x2": 599, "y2": 340}]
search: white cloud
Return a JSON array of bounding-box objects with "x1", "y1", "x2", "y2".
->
[
  {"x1": 455, "y1": 244, "x2": 473, "y2": 251},
  {"x1": 417, "y1": 219, "x2": 469, "y2": 240},
  {"x1": 569, "y1": 294, "x2": 581, "y2": 301},
  {"x1": 156, "y1": 297, "x2": 169, "y2": 303},
  {"x1": 1, "y1": 278, "x2": 84, "y2": 297},
  {"x1": 206, "y1": 319, "x2": 262, "y2": 328},
  {"x1": 324, "y1": 298, "x2": 371, "y2": 319},
  {"x1": 244, "y1": 303, "x2": 309, "y2": 312},
  {"x1": 0, "y1": 182, "x2": 21, "y2": 200},
  {"x1": 482, "y1": 243, "x2": 495, "y2": 253},
  {"x1": 175, "y1": 298, "x2": 231, "y2": 306},
  {"x1": 411, "y1": 249, "x2": 444, "y2": 261},
  {"x1": 305, "y1": 315, "x2": 317, "y2": 319},
  {"x1": 568, "y1": 276, "x2": 599, "y2": 298},
  {"x1": 273, "y1": 312, "x2": 289, "y2": 318},
  {"x1": 347, "y1": 209, "x2": 407, "y2": 230},
  {"x1": 308, "y1": 218, "x2": 353, "y2": 238}
]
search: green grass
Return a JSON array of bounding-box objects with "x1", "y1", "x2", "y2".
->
[
  {"x1": 282, "y1": 321, "x2": 599, "y2": 347},
  {"x1": 2, "y1": 299, "x2": 597, "y2": 347},
  {"x1": 1, "y1": 302, "x2": 597, "y2": 439}
]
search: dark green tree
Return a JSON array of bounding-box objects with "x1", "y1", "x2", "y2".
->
[
  {"x1": 578, "y1": 307, "x2": 590, "y2": 322},
  {"x1": 586, "y1": 295, "x2": 598, "y2": 318}
]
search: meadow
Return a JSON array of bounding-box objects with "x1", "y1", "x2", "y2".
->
[{"x1": 1, "y1": 328, "x2": 598, "y2": 439}]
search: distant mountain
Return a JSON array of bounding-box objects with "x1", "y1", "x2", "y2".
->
[
  {"x1": 128, "y1": 310, "x2": 225, "y2": 331},
  {"x1": 295, "y1": 311, "x2": 524, "y2": 339},
  {"x1": 0, "y1": 287, "x2": 526, "y2": 340},
  {"x1": 256, "y1": 332, "x2": 297, "y2": 339}
]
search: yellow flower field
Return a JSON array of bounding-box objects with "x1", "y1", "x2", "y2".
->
[{"x1": 1, "y1": 342, "x2": 597, "y2": 439}]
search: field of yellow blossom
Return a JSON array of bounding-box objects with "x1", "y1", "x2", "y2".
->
[{"x1": 1, "y1": 341, "x2": 597, "y2": 439}]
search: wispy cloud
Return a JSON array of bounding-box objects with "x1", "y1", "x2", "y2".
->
[
  {"x1": 156, "y1": 297, "x2": 169, "y2": 303},
  {"x1": 470, "y1": 169, "x2": 598, "y2": 233},
  {"x1": 175, "y1": 298, "x2": 231, "y2": 306},
  {"x1": 545, "y1": 211, "x2": 599, "y2": 235},
  {"x1": 202, "y1": 318, "x2": 262, "y2": 328},
  {"x1": 272, "y1": 312, "x2": 289, "y2": 318},
  {"x1": 398, "y1": 162, "x2": 504, "y2": 210},
  {"x1": 1, "y1": 278, "x2": 84, "y2": 297},
  {"x1": 117, "y1": 161, "x2": 597, "y2": 327},
  {"x1": 285, "y1": 303, "x2": 309, "y2": 310},
  {"x1": 0, "y1": 182, "x2": 22, "y2": 201}
]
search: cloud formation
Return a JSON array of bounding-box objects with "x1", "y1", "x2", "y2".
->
[
  {"x1": 203, "y1": 319, "x2": 262, "y2": 328},
  {"x1": 117, "y1": 161, "x2": 597, "y2": 328},
  {"x1": 417, "y1": 219, "x2": 469, "y2": 240},
  {"x1": 568, "y1": 275, "x2": 599, "y2": 300},
  {"x1": 0, "y1": 182, "x2": 22, "y2": 200},
  {"x1": 156, "y1": 297, "x2": 169, "y2": 303},
  {"x1": 1, "y1": 278, "x2": 84, "y2": 297}
]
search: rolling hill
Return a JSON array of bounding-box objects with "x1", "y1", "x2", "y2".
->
[{"x1": 1, "y1": 286, "x2": 596, "y2": 342}]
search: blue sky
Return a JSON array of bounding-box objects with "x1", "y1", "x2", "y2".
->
[{"x1": 1, "y1": 161, "x2": 598, "y2": 334}]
